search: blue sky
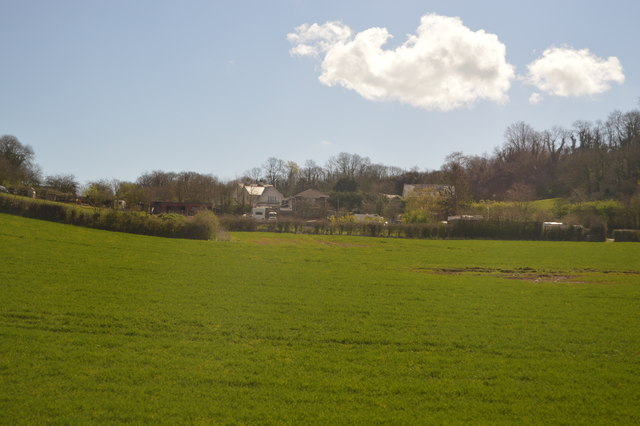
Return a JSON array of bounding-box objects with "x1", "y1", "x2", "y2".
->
[{"x1": 1, "y1": 0, "x2": 638, "y2": 184}]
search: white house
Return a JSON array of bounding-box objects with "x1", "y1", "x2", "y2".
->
[{"x1": 236, "y1": 184, "x2": 284, "y2": 208}]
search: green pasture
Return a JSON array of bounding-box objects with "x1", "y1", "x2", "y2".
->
[{"x1": 1, "y1": 213, "x2": 639, "y2": 424}]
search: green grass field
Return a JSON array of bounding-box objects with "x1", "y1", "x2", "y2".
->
[{"x1": 1, "y1": 213, "x2": 639, "y2": 424}]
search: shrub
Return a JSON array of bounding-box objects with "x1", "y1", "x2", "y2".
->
[
  {"x1": 182, "y1": 210, "x2": 220, "y2": 240},
  {"x1": 448, "y1": 220, "x2": 543, "y2": 240},
  {"x1": 219, "y1": 215, "x2": 257, "y2": 231},
  {"x1": 542, "y1": 224, "x2": 586, "y2": 241},
  {"x1": 613, "y1": 229, "x2": 640, "y2": 242},
  {"x1": 567, "y1": 200, "x2": 625, "y2": 231},
  {"x1": 586, "y1": 224, "x2": 607, "y2": 242}
]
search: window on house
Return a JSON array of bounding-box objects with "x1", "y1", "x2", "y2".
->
[{"x1": 268, "y1": 196, "x2": 277, "y2": 204}]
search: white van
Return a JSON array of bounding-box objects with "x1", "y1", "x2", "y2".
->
[{"x1": 252, "y1": 207, "x2": 267, "y2": 221}]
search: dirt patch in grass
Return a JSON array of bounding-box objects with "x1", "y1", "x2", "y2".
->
[
  {"x1": 579, "y1": 268, "x2": 640, "y2": 275},
  {"x1": 312, "y1": 239, "x2": 370, "y2": 248},
  {"x1": 252, "y1": 238, "x2": 292, "y2": 246},
  {"x1": 500, "y1": 273, "x2": 585, "y2": 283},
  {"x1": 421, "y1": 266, "x2": 600, "y2": 284},
  {"x1": 249, "y1": 237, "x2": 368, "y2": 248}
]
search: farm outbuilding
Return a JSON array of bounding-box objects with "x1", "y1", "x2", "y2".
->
[{"x1": 286, "y1": 189, "x2": 329, "y2": 218}]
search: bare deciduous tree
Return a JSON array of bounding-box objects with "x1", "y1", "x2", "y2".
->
[
  {"x1": 262, "y1": 157, "x2": 286, "y2": 187},
  {"x1": 45, "y1": 174, "x2": 79, "y2": 195}
]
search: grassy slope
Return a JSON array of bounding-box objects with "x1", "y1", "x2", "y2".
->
[
  {"x1": 529, "y1": 198, "x2": 560, "y2": 211},
  {"x1": 1, "y1": 213, "x2": 639, "y2": 424}
]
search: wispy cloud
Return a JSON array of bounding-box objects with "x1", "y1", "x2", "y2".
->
[
  {"x1": 287, "y1": 22, "x2": 352, "y2": 58},
  {"x1": 288, "y1": 14, "x2": 515, "y2": 111},
  {"x1": 528, "y1": 92, "x2": 543, "y2": 105}
]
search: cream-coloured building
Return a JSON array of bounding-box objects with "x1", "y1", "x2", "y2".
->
[{"x1": 236, "y1": 184, "x2": 284, "y2": 208}]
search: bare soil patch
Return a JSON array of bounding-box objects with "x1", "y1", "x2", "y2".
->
[
  {"x1": 251, "y1": 238, "x2": 295, "y2": 246},
  {"x1": 312, "y1": 239, "x2": 370, "y2": 248},
  {"x1": 421, "y1": 266, "x2": 594, "y2": 283},
  {"x1": 249, "y1": 237, "x2": 368, "y2": 247}
]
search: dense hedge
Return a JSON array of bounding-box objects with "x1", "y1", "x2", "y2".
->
[
  {"x1": 0, "y1": 193, "x2": 220, "y2": 240},
  {"x1": 219, "y1": 215, "x2": 591, "y2": 241},
  {"x1": 447, "y1": 220, "x2": 541, "y2": 240},
  {"x1": 613, "y1": 229, "x2": 640, "y2": 242},
  {"x1": 541, "y1": 224, "x2": 587, "y2": 241},
  {"x1": 219, "y1": 215, "x2": 258, "y2": 231}
]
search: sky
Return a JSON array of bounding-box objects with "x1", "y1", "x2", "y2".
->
[{"x1": 1, "y1": 0, "x2": 639, "y2": 185}]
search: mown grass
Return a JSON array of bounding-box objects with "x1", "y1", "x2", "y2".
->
[{"x1": 1, "y1": 213, "x2": 639, "y2": 424}]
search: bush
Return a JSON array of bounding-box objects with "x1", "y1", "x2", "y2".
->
[
  {"x1": 613, "y1": 229, "x2": 640, "y2": 242},
  {"x1": 586, "y1": 224, "x2": 607, "y2": 242},
  {"x1": 181, "y1": 210, "x2": 220, "y2": 240},
  {"x1": 448, "y1": 220, "x2": 543, "y2": 240},
  {"x1": 567, "y1": 200, "x2": 625, "y2": 231},
  {"x1": 542, "y1": 224, "x2": 586, "y2": 241},
  {"x1": 219, "y1": 215, "x2": 257, "y2": 231}
]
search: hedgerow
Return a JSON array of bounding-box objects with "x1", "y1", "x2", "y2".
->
[
  {"x1": 218, "y1": 214, "x2": 591, "y2": 241},
  {"x1": 613, "y1": 229, "x2": 640, "y2": 242},
  {"x1": 0, "y1": 193, "x2": 221, "y2": 240}
]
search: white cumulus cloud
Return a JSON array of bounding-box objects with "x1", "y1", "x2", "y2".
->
[
  {"x1": 526, "y1": 47, "x2": 624, "y2": 97},
  {"x1": 287, "y1": 14, "x2": 515, "y2": 111}
]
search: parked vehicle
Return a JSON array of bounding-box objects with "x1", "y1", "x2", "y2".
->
[{"x1": 252, "y1": 207, "x2": 278, "y2": 221}]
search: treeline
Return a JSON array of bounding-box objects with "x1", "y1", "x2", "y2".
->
[
  {"x1": 1, "y1": 105, "x2": 639, "y2": 219},
  {"x1": 237, "y1": 107, "x2": 640, "y2": 205},
  {"x1": 458, "y1": 110, "x2": 640, "y2": 201}
]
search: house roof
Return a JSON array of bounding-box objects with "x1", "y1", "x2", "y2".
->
[
  {"x1": 239, "y1": 184, "x2": 276, "y2": 196},
  {"x1": 245, "y1": 186, "x2": 265, "y2": 196},
  {"x1": 294, "y1": 189, "x2": 329, "y2": 199}
]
